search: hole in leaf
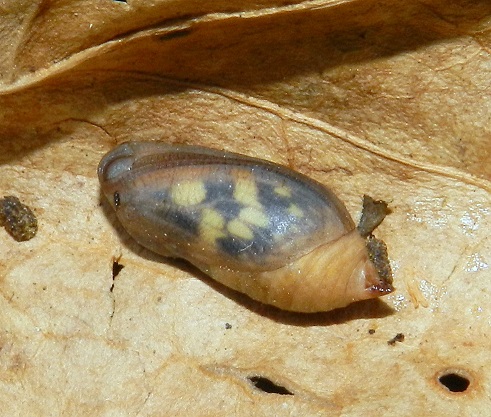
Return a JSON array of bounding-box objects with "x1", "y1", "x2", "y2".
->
[
  {"x1": 112, "y1": 260, "x2": 124, "y2": 278},
  {"x1": 248, "y1": 376, "x2": 293, "y2": 395},
  {"x1": 438, "y1": 372, "x2": 470, "y2": 393},
  {"x1": 110, "y1": 259, "x2": 124, "y2": 293}
]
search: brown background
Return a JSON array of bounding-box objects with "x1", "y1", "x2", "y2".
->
[{"x1": 0, "y1": 0, "x2": 490, "y2": 415}]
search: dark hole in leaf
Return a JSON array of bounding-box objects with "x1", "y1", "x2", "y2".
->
[
  {"x1": 438, "y1": 372, "x2": 470, "y2": 393},
  {"x1": 110, "y1": 260, "x2": 124, "y2": 292},
  {"x1": 248, "y1": 376, "x2": 293, "y2": 395},
  {"x1": 112, "y1": 260, "x2": 124, "y2": 278}
]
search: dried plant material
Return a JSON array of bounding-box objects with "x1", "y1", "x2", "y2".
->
[
  {"x1": 366, "y1": 235, "x2": 392, "y2": 288},
  {"x1": 0, "y1": 195, "x2": 37, "y2": 241},
  {"x1": 405, "y1": 275, "x2": 430, "y2": 309},
  {"x1": 357, "y1": 195, "x2": 390, "y2": 238},
  {"x1": 387, "y1": 333, "x2": 405, "y2": 346},
  {"x1": 0, "y1": 1, "x2": 491, "y2": 416}
]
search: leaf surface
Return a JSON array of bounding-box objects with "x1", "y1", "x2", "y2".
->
[{"x1": 0, "y1": 1, "x2": 490, "y2": 415}]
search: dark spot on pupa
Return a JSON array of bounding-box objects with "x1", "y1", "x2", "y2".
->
[
  {"x1": 165, "y1": 208, "x2": 199, "y2": 235},
  {"x1": 217, "y1": 235, "x2": 252, "y2": 257},
  {"x1": 213, "y1": 200, "x2": 242, "y2": 221},
  {"x1": 113, "y1": 192, "x2": 121, "y2": 207},
  {"x1": 257, "y1": 181, "x2": 292, "y2": 213}
]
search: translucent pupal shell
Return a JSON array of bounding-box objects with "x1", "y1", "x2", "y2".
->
[{"x1": 98, "y1": 141, "x2": 393, "y2": 313}]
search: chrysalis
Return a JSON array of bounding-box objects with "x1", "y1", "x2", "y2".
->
[{"x1": 98, "y1": 141, "x2": 393, "y2": 313}]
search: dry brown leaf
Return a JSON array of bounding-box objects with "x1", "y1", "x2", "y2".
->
[{"x1": 1, "y1": 0, "x2": 491, "y2": 415}]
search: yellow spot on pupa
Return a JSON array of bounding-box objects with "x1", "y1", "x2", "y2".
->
[
  {"x1": 228, "y1": 219, "x2": 253, "y2": 240},
  {"x1": 202, "y1": 208, "x2": 225, "y2": 229},
  {"x1": 234, "y1": 176, "x2": 260, "y2": 208},
  {"x1": 274, "y1": 185, "x2": 291, "y2": 197},
  {"x1": 200, "y1": 208, "x2": 226, "y2": 244},
  {"x1": 239, "y1": 207, "x2": 269, "y2": 227},
  {"x1": 171, "y1": 181, "x2": 206, "y2": 206},
  {"x1": 288, "y1": 204, "x2": 304, "y2": 218}
]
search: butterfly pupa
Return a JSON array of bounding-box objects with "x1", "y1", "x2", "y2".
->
[{"x1": 98, "y1": 141, "x2": 393, "y2": 313}]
